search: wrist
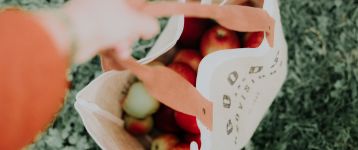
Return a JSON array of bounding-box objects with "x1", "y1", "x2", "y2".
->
[
  {"x1": 35, "y1": 9, "x2": 80, "y2": 64},
  {"x1": 62, "y1": 5, "x2": 100, "y2": 63},
  {"x1": 35, "y1": 11, "x2": 72, "y2": 56}
]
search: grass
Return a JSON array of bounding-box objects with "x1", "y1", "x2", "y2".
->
[
  {"x1": 252, "y1": 0, "x2": 358, "y2": 149},
  {"x1": 1, "y1": 0, "x2": 357, "y2": 149}
]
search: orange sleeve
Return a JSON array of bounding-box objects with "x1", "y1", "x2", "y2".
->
[{"x1": 0, "y1": 10, "x2": 68, "y2": 150}]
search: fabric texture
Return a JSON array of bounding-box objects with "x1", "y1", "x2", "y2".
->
[{"x1": 0, "y1": 10, "x2": 68, "y2": 150}]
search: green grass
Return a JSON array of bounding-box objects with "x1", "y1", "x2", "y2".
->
[
  {"x1": 1, "y1": 0, "x2": 357, "y2": 149},
  {"x1": 252, "y1": 0, "x2": 358, "y2": 149}
]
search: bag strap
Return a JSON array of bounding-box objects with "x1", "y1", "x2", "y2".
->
[
  {"x1": 101, "y1": 49, "x2": 214, "y2": 130},
  {"x1": 142, "y1": 2, "x2": 275, "y2": 47}
]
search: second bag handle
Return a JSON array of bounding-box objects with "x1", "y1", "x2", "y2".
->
[{"x1": 141, "y1": 1, "x2": 275, "y2": 47}]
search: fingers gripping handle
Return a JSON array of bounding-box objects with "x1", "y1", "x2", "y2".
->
[{"x1": 142, "y1": 2, "x2": 275, "y2": 47}]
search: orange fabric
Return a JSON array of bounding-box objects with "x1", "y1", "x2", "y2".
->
[{"x1": 0, "y1": 10, "x2": 68, "y2": 150}]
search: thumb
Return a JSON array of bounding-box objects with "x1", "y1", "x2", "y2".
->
[
  {"x1": 114, "y1": 43, "x2": 131, "y2": 59},
  {"x1": 134, "y1": 15, "x2": 160, "y2": 40},
  {"x1": 113, "y1": 39, "x2": 135, "y2": 60}
]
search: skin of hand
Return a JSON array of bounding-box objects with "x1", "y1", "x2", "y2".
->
[{"x1": 36, "y1": 0, "x2": 159, "y2": 64}]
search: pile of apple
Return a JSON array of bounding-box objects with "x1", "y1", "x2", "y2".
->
[{"x1": 120, "y1": 16, "x2": 264, "y2": 150}]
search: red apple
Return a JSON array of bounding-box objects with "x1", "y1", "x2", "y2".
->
[
  {"x1": 178, "y1": 18, "x2": 211, "y2": 48},
  {"x1": 168, "y1": 62, "x2": 196, "y2": 86},
  {"x1": 172, "y1": 143, "x2": 190, "y2": 150},
  {"x1": 200, "y1": 25, "x2": 240, "y2": 56},
  {"x1": 154, "y1": 105, "x2": 181, "y2": 133},
  {"x1": 151, "y1": 134, "x2": 179, "y2": 150},
  {"x1": 173, "y1": 49, "x2": 203, "y2": 71},
  {"x1": 244, "y1": 32, "x2": 264, "y2": 48},
  {"x1": 174, "y1": 111, "x2": 200, "y2": 134},
  {"x1": 124, "y1": 115, "x2": 153, "y2": 135},
  {"x1": 183, "y1": 134, "x2": 201, "y2": 149}
]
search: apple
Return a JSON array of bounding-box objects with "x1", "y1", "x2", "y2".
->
[
  {"x1": 183, "y1": 134, "x2": 201, "y2": 149},
  {"x1": 200, "y1": 25, "x2": 240, "y2": 56},
  {"x1": 151, "y1": 134, "x2": 179, "y2": 150},
  {"x1": 154, "y1": 105, "x2": 181, "y2": 133},
  {"x1": 124, "y1": 115, "x2": 153, "y2": 135},
  {"x1": 168, "y1": 62, "x2": 197, "y2": 86},
  {"x1": 123, "y1": 82, "x2": 160, "y2": 119},
  {"x1": 178, "y1": 17, "x2": 211, "y2": 48},
  {"x1": 174, "y1": 111, "x2": 200, "y2": 134},
  {"x1": 244, "y1": 32, "x2": 264, "y2": 48},
  {"x1": 172, "y1": 144, "x2": 190, "y2": 150},
  {"x1": 173, "y1": 49, "x2": 203, "y2": 71}
]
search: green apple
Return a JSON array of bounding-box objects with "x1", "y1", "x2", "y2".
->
[{"x1": 123, "y1": 82, "x2": 160, "y2": 118}]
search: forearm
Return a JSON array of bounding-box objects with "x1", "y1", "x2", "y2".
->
[
  {"x1": 0, "y1": 9, "x2": 68, "y2": 150},
  {"x1": 34, "y1": 11, "x2": 72, "y2": 57}
]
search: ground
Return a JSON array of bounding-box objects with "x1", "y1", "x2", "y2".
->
[{"x1": 1, "y1": 0, "x2": 357, "y2": 149}]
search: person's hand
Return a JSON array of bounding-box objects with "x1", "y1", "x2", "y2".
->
[{"x1": 38, "y1": 0, "x2": 159, "y2": 64}]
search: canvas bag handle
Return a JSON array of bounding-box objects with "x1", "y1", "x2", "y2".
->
[
  {"x1": 102, "y1": 2, "x2": 275, "y2": 131},
  {"x1": 102, "y1": 2, "x2": 275, "y2": 71},
  {"x1": 141, "y1": 2, "x2": 274, "y2": 47}
]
